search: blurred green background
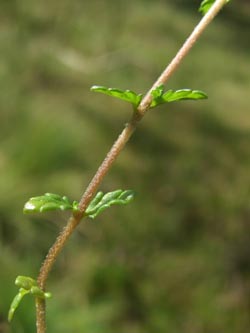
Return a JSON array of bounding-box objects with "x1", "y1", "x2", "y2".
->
[{"x1": 0, "y1": 0, "x2": 250, "y2": 332}]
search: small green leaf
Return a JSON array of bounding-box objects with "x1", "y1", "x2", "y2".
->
[
  {"x1": 91, "y1": 85, "x2": 143, "y2": 107},
  {"x1": 15, "y1": 276, "x2": 37, "y2": 290},
  {"x1": 23, "y1": 193, "x2": 79, "y2": 214},
  {"x1": 150, "y1": 86, "x2": 207, "y2": 108},
  {"x1": 15, "y1": 276, "x2": 51, "y2": 298},
  {"x1": 30, "y1": 286, "x2": 52, "y2": 299},
  {"x1": 150, "y1": 84, "x2": 164, "y2": 99},
  {"x1": 199, "y1": 0, "x2": 215, "y2": 14},
  {"x1": 8, "y1": 288, "x2": 29, "y2": 322},
  {"x1": 8, "y1": 276, "x2": 52, "y2": 322},
  {"x1": 199, "y1": 0, "x2": 230, "y2": 15},
  {"x1": 85, "y1": 189, "x2": 135, "y2": 219}
]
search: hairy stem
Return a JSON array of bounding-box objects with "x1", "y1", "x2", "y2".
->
[
  {"x1": 35, "y1": 1, "x2": 229, "y2": 332},
  {"x1": 35, "y1": 118, "x2": 138, "y2": 333},
  {"x1": 36, "y1": 298, "x2": 46, "y2": 333},
  {"x1": 36, "y1": 215, "x2": 81, "y2": 333},
  {"x1": 78, "y1": 118, "x2": 139, "y2": 212}
]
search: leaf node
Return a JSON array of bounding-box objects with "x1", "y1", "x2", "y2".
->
[{"x1": 8, "y1": 276, "x2": 52, "y2": 322}]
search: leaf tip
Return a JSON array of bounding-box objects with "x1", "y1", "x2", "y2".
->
[
  {"x1": 23, "y1": 202, "x2": 35, "y2": 213},
  {"x1": 90, "y1": 85, "x2": 102, "y2": 91}
]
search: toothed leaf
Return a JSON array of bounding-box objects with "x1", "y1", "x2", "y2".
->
[
  {"x1": 91, "y1": 85, "x2": 143, "y2": 107},
  {"x1": 150, "y1": 87, "x2": 207, "y2": 108},
  {"x1": 23, "y1": 193, "x2": 79, "y2": 214},
  {"x1": 85, "y1": 189, "x2": 135, "y2": 219}
]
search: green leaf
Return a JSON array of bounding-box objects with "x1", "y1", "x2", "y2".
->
[
  {"x1": 14, "y1": 276, "x2": 51, "y2": 298},
  {"x1": 91, "y1": 85, "x2": 143, "y2": 107},
  {"x1": 23, "y1": 193, "x2": 79, "y2": 214},
  {"x1": 150, "y1": 86, "x2": 207, "y2": 108},
  {"x1": 85, "y1": 189, "x2": 135, "y2": 219},
  {"x1": 8, "y1": 288, "x2": 29, "y2": 322},
  {"x1": 199, "y1": 0, "x2": 215, "y2": 14},
  {"x1": 199, "y1": 0, "x2": 230, "y2": 15},
  {"x1": 30, "y1": 286, "x2": 52, "y2": 299},
  {"x1": 15, "y1": 276, "x2": 37, "y2": 290},
  {"x1": 150, "y1": 84, "x2": 164, "y2": 99},
  {"x1": 8, "y1": 276, "x2": 52, "y2": 322}
]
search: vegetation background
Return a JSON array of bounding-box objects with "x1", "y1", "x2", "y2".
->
[{"x1": 0, "y1": 0, "x2": 250, "y2": 332}]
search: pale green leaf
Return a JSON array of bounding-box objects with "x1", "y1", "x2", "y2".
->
[
  {"x1": 15, "y1": 276, "x2": 37, "y2": 290},
  {"x1": 8, "y1": 276, "x2": 52, "y2": 322},
  {"x1": 8, "y1": 288, "x2": 29, "y2": 322},
  {"x1": 23, "y1": 193, "x2": 79, "y2": 214}
]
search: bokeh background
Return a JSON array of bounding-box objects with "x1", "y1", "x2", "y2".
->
[{"x1": 0, "y1": 0, "x2": 250, "y2": 332}]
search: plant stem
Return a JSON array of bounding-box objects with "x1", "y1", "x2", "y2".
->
[
  {"x1": 35, "y1": 118, "x2": 138, "y2": 333},
  {"x1": 78, "y1": 118, "x2": 139, "y2": 212},
  {"x1": 35, "y1": 1, "x2": 229, "y2": 332},
  {"x1": 35, "y1": 298, "x2": 46, "y2": 333},
  {"x1": 138, "y1": 0, "x2": 229, "y2": 114}
]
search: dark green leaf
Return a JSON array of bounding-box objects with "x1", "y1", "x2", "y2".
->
[
  {"x1": 85, "y1": 189, "x2": 135, "y2": 219},
  {"x1": 91, "y1": 85, "x2": 143, "y2": 107},
  {"x1": 199, "y1": 0, "x2": 230, "y2": 15},
  {"x1": 150, "y1": 87, "x2": 207, "y2": 108},
  {"x1": 23, "y1": 193, "x2": 79, "y2": 214}
]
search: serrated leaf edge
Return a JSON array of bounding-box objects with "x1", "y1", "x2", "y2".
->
[
  {"x1": 23, "y1": 193, "x2": 80, "y2": 214},
  {"x1": 91, "y1": 85, "x2": 142, "y2": 107},
  {"x1": 150, "y1": 87, "x2": 207, "y2": 108},
  {"x1": 85, "y1": 189, "x2": 135, "y2": 219}
]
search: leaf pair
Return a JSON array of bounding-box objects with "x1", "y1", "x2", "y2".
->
[
  {"x1": 8, "y1": 276, "x2": 51, "y2": 322},
  {"x1": 14, "y1": 190, "x2": 134, "y2": 322},
  {"x1": 91, "y1": 84, "x2": 207, "y2": 110},
  {"x1": 23, "y1": 190, "x2": 135, "y2": 219}
]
